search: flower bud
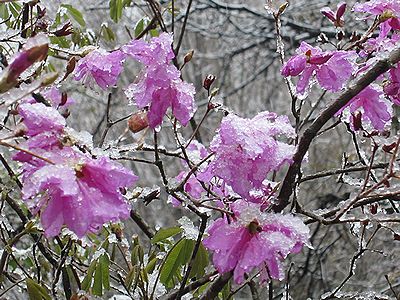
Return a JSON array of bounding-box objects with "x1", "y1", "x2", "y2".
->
[
  {"x1": 53, "y1": 21, "x2": 74, "y2": 37},
  {"x1": 60, "y1": 92, "x2": 68, "y2": 106},
  {"x1": 184, "y1": 49, "x2": 194, "y2": 64},
  {"x1": 369, "y1": 204, "x2": 378, "y2": 215},
  {"x1": 352, "y1": 111, "x2": 363, "y2": 131},
  {"x1": 128, "y1": 110, "x2": 149, "y2": 133},
  {"x1": 8, "y1": 34, "x2": 49, "y2": 83},
  {"x1": 203, "y1": 74, "x2": 216, "y2": 91}
]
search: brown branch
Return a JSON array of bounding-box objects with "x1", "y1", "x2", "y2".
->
[
  {"x1": 274, "y1": 45, "x2": 400, "y2": 212},
  {"x1": 199, "y1": 271, "x2": 232, "y2": 300}
]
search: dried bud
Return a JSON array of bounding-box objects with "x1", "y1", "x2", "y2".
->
[
  {"x1": 394, "y1": 233, "x2": 400, "y2": 241},
  {"x1": 36, "y1": 6, "x2": 46, "y2": 19},
  {"x1": 382, "y1": 142, "x2": 396, "y2": 153},
  {"x1": 203, "y1": 74, "x2": 216, "y2": 91},
  {"x1": 369, "y1": 204, "x2": 378, "y2": 215},
  {"x1": 60, "y1": 92, "x2": 68, "y2": 106},
  {"x1": 184, "y1": 49, "x2": 194, "y2": 64},
  {"x1": 62, "y1": 56, "x2": 76, "y2": 80},
  {"x1": 53, "y1": 21, "x2": 73, "y2": 37},
  {"x1": 128, "y1": 110, "x2": 149, "y2": 133},
  {"x1": 352, "y1": 111, "x2": 363, "y2": 131},
  {"x1": 337, "y1": 30, "x2": 345, "y2": 41}
]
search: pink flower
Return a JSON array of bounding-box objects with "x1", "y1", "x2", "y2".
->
[
  {"x1": 281, "y1": 42, "x2": 355, "y2": 95},
  {"x1": 354, "y1": 0, "x2": 400, "y2": 34},
  {"x1": 336, "y1": 85, "x2": 392, "y2": 131},
  {"x1": 123, "y1": 33, "x2": 196, "y2": 128},
  {"x1": 8, "y1": 34, "x2": 49, "y2": 81},
  {"x1": 384, "y1": 64, "x2": 400, "y2": 105},
  {"x1": 321, "y1": 2, "x2": 347, "y2": 27},
  {"x1": 19, "y1": 149, "x2": 137, "y2": 237},
  {"x1": 74, "y1": 49, "x2": 125, "y2": 89},
  {"x1": 0, "y1": 34, "x2": 48, "y2": 92},
  {"x1": 18, "y1": 102, "x2": 66, "y2": 137},
  {"x1": 169, "y1": 141, "x2": 230, "y2": 206},
  {"x1": 13, "y1": 103, "x2": 138, "y2": 237},
  {"x1": 203, "y1": 201, "x2": 310, "y2": 284},
  {"x1": 206, "y1": 112, "x2": 295, "y2": 202}
]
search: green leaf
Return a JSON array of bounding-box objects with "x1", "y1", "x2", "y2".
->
[
  {"x1": 189, "y1": 242, "x2": 209, "y2": 279},
  {"x1": 151, "y1": 227, "x2": 182, "y2": 244},
  {"x1": 26, "y1": 278, "x2": 51, "y2": 300},
  {"x1": 149, "y1": 29, "x2": 159, "y2": 37},
  {"x1": 100, "y1": 254, "x2": 110, "y2": 290},
  {"x1": 81, "y1": 260, "x2": 96, "y2": 291},
  {"x1": 160, "y1": 238, "x2": 194, "y2": 287},
  {"x1": 92, "y1": 260, "x2": 103, "y2": 296},
  {"x1": 219, "y1": 279, "x2": 231, "y2": 300},
  {"x1": 134, "y1": 18, "x2": 145, "y2": 38},
  {"x1": 61, "y1": 4, "x2": 85, "y2": 27},
  {"x1": 109, "y1": 0, "x2": 123, "y2": 23},
  {"x1": 145, "y1": 257, "x2": 158, "y2": 274},
  {"x1": 50, "y1": 36, "x2": 71, "y2": 49},
  {"x1": 9, "y1": 2, "x2": 21, "y2": 18},
  {"x1": 0, "y1": 4, "x2": 9, "y2": 21},
  {"x1": 102, "y1": 24, "x2": 115, "y2": 42}
]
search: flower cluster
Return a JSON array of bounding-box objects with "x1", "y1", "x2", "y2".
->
[
  {"x1": 73, "y1": 33, "x2": 196, "y2": 129},
  {"x1": 74, "y1": 49, "x2": 126, "y2": 89},
  {"x1": 281, "y1": 42, "x2": 356, "y2": 95},
  {"x1": 353, "y1": 0, "x2": 400, "y2": 34},
  {"x1": 14, "y1": 103, "x2": 138, "y2": 237},
  {"x1": 205, "y1": 111, "x2": 295, "y2": 202},
  {"x1": 123, "y1": 33, "x2": 196, "y2": 128},
  {"x1": 281, "y1": 1, "x2": 400, "y2": 131},
  {"x1": 203, "y1": 201, "x2": 310, "y2": 284},
  {"x1": 336, "y1": 86, "x2": 392, "y2": 131}
]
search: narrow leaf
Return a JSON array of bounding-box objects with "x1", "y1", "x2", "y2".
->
[
  {"x1": 61, "y1": 4, "x2": 85, "y2": 27},
  {"x1": 160, "y1": 239, "x2": 194, "y2": 287},
  {"x1": 26, "y1": 278, "x2": 51, "y2": 300},
  {"x1": 92, "y1": 261, "x2": 103, "y2": 296},
  {"x1": 81, "y1": 260, "x2": 96, "y2": 291},
  {"x1": 151, "y1": 227, "x2": 182, "y2": 244},
  {"x1": 100, "y1": 254, "x2": 110, "y2": 290}
]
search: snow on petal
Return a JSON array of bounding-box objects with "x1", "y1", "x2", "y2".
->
[{"x1": 74, "y1": 49, "x2": 125, "y2": 89}]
